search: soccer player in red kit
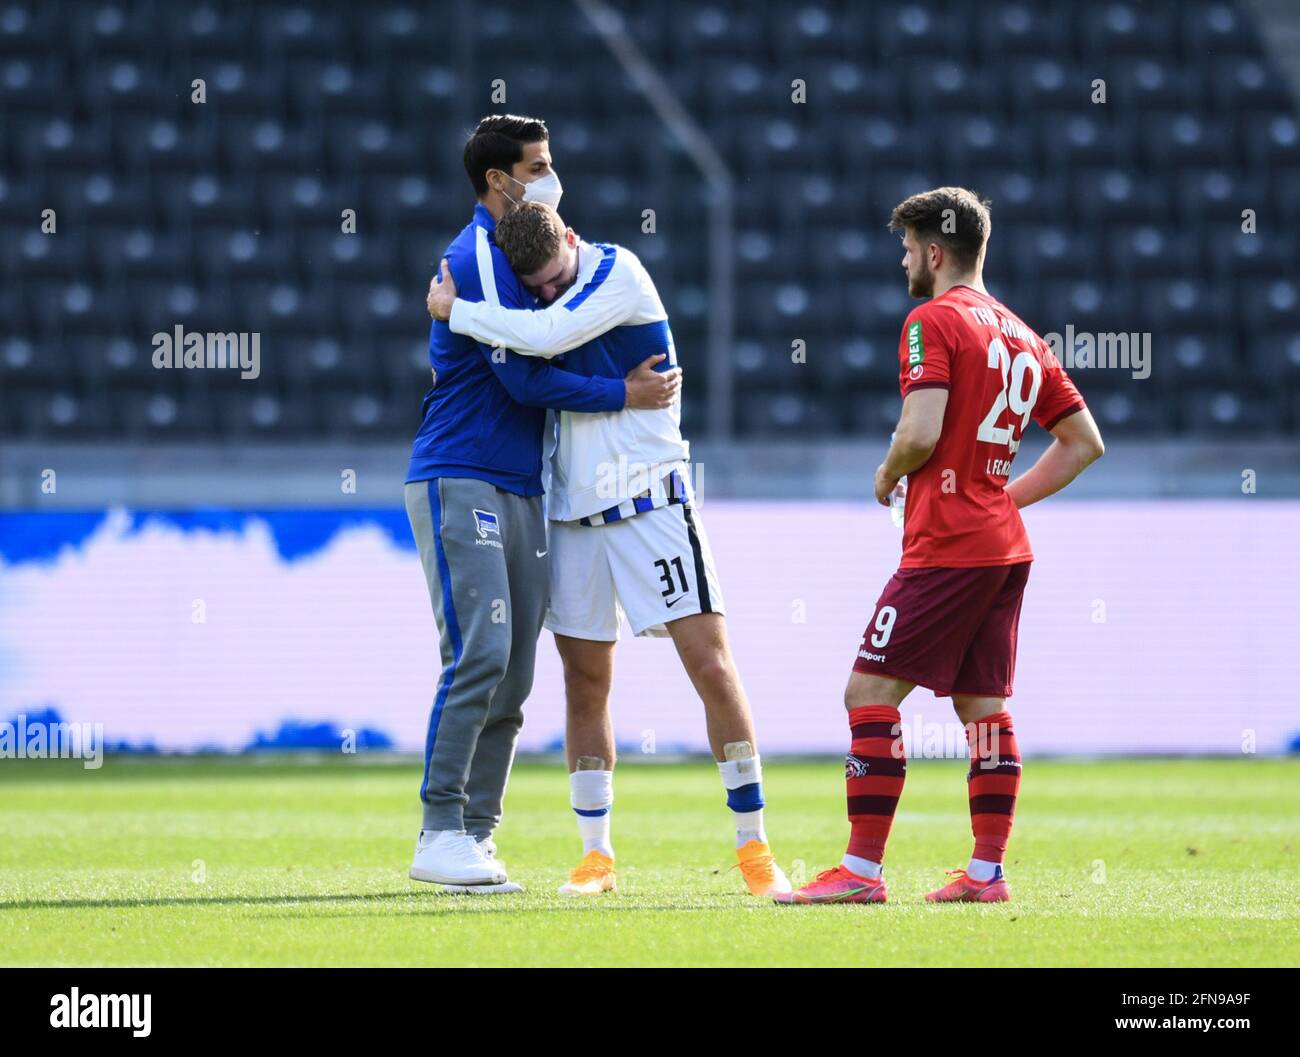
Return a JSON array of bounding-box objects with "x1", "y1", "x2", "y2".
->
[{"x1": 777, "y1": 187, "x2": 1105, "y2": 905}]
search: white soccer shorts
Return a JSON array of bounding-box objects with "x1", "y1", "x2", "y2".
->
[{"x1": 544, "y1": 502, "x2": 726, "y2": 640}]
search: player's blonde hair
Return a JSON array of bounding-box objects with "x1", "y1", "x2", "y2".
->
[
  {"x1": 494, "y1": 201, "x2": 567, "y2": 276},
  {"x1": 888, "y1": 187, "x2": 992, "y2": 270}
]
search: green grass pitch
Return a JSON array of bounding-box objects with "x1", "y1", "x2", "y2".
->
[{"x1": 1, "y1": 756, "x2": 1295, "y2": 967}]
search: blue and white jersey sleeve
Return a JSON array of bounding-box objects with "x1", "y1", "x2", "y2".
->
[
  {"x1": 448, "y1": 243, "x2": 641, "y2": 357},
  {"x1": 468, "y1": 226, "x2": 625, "y2": 413}
]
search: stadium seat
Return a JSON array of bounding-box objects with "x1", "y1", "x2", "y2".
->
[
  {"x1": 975, "y1": 4, "x2": 1072, "y2": 61},
  {"x1": 1253, "y1": 332, "x2": 1300, "y2": 383},
  {"x1": 1180, "y1": 386, "x2": 1280, "y2": 436},
  {"x1": 1, "y1": 0, "x2": 1295, "y2": 440}
]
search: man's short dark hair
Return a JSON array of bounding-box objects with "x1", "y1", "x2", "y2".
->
[
  {"x1": 888, "y1": 186, "x2": 992, "y2": 270},
  {"x1": 494, "y1": 201, "x2": 566, "y2": 276},
  {"x1": 463, "y1": 114, "x2": 549, "y2": 197}
]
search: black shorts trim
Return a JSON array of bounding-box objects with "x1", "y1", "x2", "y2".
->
[{"x1": 681, "y1": 504, "x2": 713, "y2": 614}]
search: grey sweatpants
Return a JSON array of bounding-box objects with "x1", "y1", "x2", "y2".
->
[{"x1": 405, "y1": 477, "x2": 549, "y2": 838}]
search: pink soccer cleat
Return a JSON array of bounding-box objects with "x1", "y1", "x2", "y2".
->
[
  {"x1": 925, "y1": 867, "x2": 1011, "y2": 903},
  {"x1": 773, "y1": 864, "x2": 887, "y2": 904}
]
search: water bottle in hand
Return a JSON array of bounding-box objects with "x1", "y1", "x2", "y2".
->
[
  {"x1": 887, "y1": 431, "x2": 906, "y2": 529},
  {"x1": 890, "y1": 475, "x2": 907, "y2": 529}
]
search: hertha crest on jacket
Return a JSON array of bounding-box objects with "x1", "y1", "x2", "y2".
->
[{"x1": 845, "y1": 753, "x2": 870, "y2": 779}]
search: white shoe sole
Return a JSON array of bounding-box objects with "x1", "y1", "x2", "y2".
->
[
  {"x1": 409, "y1": 866, "x2": 508, "y2": 886},
  {"x1": 439, "y1": 881, "x2": 524, "y2": 895}
]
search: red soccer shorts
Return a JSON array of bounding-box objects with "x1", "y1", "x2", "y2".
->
[{"x1": 852, "y1": 562, "x2": 1031, "y2": 697}]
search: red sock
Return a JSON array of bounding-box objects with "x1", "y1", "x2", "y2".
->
[
  {"x1": 845, "y1": 705, "x2": 906, "y2": 865},
  {"x1": 966, "y1": 711, "x2": 1022, "y2": 863}
]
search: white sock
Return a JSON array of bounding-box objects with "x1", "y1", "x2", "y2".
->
[
  {"x1": 966, "y1": 857, "x2": 999, "y2": 882},
  {"x1": 718, "y1": 754, "x2": 767, "y2": 847},
  {"x1": 841, "y1": 853, "x2": 883, "y2": 879},
  {"x1": 570, "y1": 769, "x2": 614, "y2": 858}
]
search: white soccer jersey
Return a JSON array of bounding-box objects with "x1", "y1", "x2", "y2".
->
[{"x1": 447, "y1": 239, "x2": 689, "y2": 523}]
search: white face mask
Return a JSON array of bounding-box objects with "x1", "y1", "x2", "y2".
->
[{"x1": 503, "y1": 170, "x2": 563, "y2": 211}]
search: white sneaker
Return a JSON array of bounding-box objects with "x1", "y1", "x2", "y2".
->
[
  {"x1": 476, "y1": 836, "x2": 505, "y2": 872},
  {"x1": 409, "y1": 829, "x2": 508, "y2": 886},
  {"x1": 441, "y1": 837, "x2": 523, "y2": 894}
]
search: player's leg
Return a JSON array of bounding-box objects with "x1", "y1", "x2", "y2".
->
[
  {"x1": 782, "y1": 567, "x2": 999, "y2": 904},
  {"x1": 607, "y1": 503, "x2": 741, "y2": 757},
  {"x1": 553, "y1": 633, "x2": 618, "y2": 894},
  {"x1": 556, "y1": 635, "x2": 615, "y2": 776},
  {"x1": 664, "y1": 612, "x2": 751, "y2": 758},
  {"x1": 953, "y1": 694, "x2": 1019, "y2": 888},
  {"x1": 462, "y1": 489, "x2": 549, "y2": 852},
  {"x1": 926, "y1": 562, "x2": 1030, "y2": 904},
  {"x1": 609, "y1": 501, "x2": 789, "y2": 896},
  {"x1": 544, "y1": 517, "x2": 621, "y2": 895},
  {"x1": 667, "y1": 615, "x2": 791, "y2": 896},
  {"x1": 837, "y1": 669, "x2": 913, "y2": 880},
  {"x1": 777, "y1": 670, "x2": 912, "y2": 904},
  {"x1": 665, "y1": 611, "x2": 790, "y2": 895},
  {"x1": 774, "y1": 663, "x2": 909, "y2": 904},
  {"x1": 951, "y1": 694, "x2": 1006, "y2": 725},
  {"x1": 782, "y1": 573, "x2": 927, "y2": 904},
  {"x1": 404, "y1": 478, "x2": 512, "y2": 887}
]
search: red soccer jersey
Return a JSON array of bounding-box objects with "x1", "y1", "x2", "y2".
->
[{"x1": 896, "y1": 284, "x2": 1085, "y2": 569}]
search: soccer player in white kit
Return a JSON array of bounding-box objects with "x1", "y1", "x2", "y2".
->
[{"x1": 426, "y1": 201, "x2": 789, "y2": 899}]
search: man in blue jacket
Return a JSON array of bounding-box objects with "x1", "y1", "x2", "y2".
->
[{"x1": 405, "y1": 114, "x2": 679, "y2": 892}]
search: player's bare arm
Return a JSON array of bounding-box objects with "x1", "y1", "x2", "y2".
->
[
  {"x1": 874, "y1": 388, "x2": 949, "y2": 505},
  {"x1": 1004, "y1": 407, "x2": 1105, "y2": 510}
]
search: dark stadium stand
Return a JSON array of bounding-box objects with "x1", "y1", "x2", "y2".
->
[{"x1": 1, "y1": 0, "x2": 1297, "y2": 440}]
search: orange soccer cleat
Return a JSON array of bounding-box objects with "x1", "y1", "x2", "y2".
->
[
  {"x1": 735, "y1": 840, "x2": 792, "y2": 897},
  {"x1": 558, "y1": 849, "x2": 617, "y2": 896}
]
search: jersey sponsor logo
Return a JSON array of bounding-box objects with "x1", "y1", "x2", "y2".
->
[
  {"x1": 845, "y1": 753, "x2": 870, "y2": 779},
  {"x1": 909, "y1": 363, "x2": 924, "y2": 380},
  {"x1": 472, "y1": 508, "x2": 503, "y2": 548},
  {"x1": 907, "y1": 320, "x2": 924, "y2": 367}
]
